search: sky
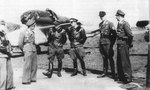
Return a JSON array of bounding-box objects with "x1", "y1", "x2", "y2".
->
[{"x1": 0, "y1": 0, "x2": 149, "y2": 28}]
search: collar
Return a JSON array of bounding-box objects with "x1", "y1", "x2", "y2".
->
[
  {"x1": 101, "y1": 20, "x2": 109, "y2": 25},
  {"x1": 118, "y1": 19, "x2": 124, "y2": 24},
  {"x1": 26, "y1": 28, "x2": 34, "y2": 34}
]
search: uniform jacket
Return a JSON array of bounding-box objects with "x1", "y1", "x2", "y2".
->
[
  {"x1": 144, "y1": 30, "x2": 149, "y2": 42},
  {"x1": 99, "y1": 20, "x2": 116, "y2": 45},
  {"x1": 0, "y1": 35, "x2": 11, "y2": 57},
  {"x1": 68, "y1": 26, "x2": 87, "y2": 48},
  {"x1": 47, "y1": 28, "x2": 67, "y2": 48},
  {"x1": 116, "y1": 20, "x2": 133, "y2": 46},
  {"x1": 18, "y1": 29, "x2": 36, "y2": 52}
]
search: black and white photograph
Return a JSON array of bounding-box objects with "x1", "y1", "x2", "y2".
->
[{"x1": 0, "y1": 0, "x2": 149, "y2": 90}]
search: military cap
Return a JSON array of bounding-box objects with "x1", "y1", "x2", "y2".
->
[
  {"x1": 26, "y1": 18, "x2": 35, "y2": 27},
  {"x1": 99, "y1": 11, "x2": 106, "y2": 17},
  {"x1": 69, "y1": 18, "x2": 78, "y2": 23},
  {"x1": 115, "y1": 9, "x2": 125, "y2": 17},
  {"x1": 46, "y1": 8, "x2": 50, "y2": 11},
  {"x1": 0, "y1": 20, "x2": 5, "y2": 25}
]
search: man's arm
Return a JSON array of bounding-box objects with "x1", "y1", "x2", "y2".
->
[
  {"x1": 124, "y1": 22, "x2": 133, "y2": 47},
  {"x1": 87, "y1": 29, "x2": 100, "y2": 38},
  {"x1": 124, "y1": 22, "x2": 133, "y2": 38},
  {"x1": 79, "y1": 28, "x2": 87, "y2": 44}
]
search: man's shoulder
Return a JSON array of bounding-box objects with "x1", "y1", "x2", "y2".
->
[
  {"x1": 122, "y1": 20, "x2": 129, "y2": 25},
  {"x1": 78, "y1": 27, "x2": 86, "y2": 33},
  {"x1": 105, "y1": 20, "x2": 113, "y2": 25},
  {"x1": 80, "y1": 27, "x2": 85, "y2": 30}
]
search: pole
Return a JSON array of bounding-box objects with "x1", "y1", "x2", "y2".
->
[
  {"x1": 146, "y1": 0, "x2": 150, "y2": 89},
  {"x1": 146, "y1": 36, "x2": 150, "y2": 89}
]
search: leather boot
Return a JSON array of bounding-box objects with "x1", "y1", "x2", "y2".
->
[
  {"x1": 82, "y1": 69, "x2": 87, "y2": 76},
  {"x1": 124, "y1": 73, "x2": 132, "y2": 84},
  {"x1": 71, "y1": 60, "x2": 78, "y2": 76},
  {"x1": 97, "y1": 68, "x2": 108, "y2": 78},
  {"x1": 81, "y1": 62, "x2": 87, "y2": 76},
  {"x1": 109, "y1": 57, "x2": 117, "y2": 80},
  {"x1": 43, "y1": 62, "x2": 53, "y2": 78},
  {"x1": 97, "y1": 57, "x2": 108, "y2": 78},
  {"x1": 71, "y1": 68, "x2": 78, "y2": 76},
  {"x1": 79, "y1": 57, "x2": 87, "y2": 76},
  {"x1": 57, "y1": 60, "x2": 62, "y2": 77}
]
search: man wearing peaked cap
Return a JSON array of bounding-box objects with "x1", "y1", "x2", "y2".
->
[
  {"x1": 99, "y1": 11, "x2": 106, "y2": 17},
  {"x1": 68, "y1": 18, "x2": 87, "y2": 76},
  {"x1": 69, "y1": 18, "x2": 78, "y2": 23},
  {"x1": 115, "y1": 9, "x2": 125, "y2": 17},
  {"x1": 92, "y1": 11, "x2": 117, "y2": 80},
  {"x1": 115, "y1": 9, "x2": 133, "y2": 84},
  {"x1": 18, "y1": 17, "x2": 37, "y2": 85},
  {"x1": 25, "y1": 18, "x2": 36, "y2": 27}
]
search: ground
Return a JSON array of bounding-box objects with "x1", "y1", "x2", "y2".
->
[
  {"x1": 12, "y1": 68, "x2": 125, "y2": 90},
  {"x1": 11, "y1": 54, "x2": 141, "y2": 90}
]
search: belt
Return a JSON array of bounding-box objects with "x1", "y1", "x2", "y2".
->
[{"x1": 24, "y1": 43, "x2": 35, "y2": 45}]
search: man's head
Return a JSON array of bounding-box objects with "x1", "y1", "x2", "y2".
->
[
  {"x1": 26, "y1": 18, "x2": 36, "y2": 30},
  {"x1": 115, "y1": 10, "x2": 125, "y2": 21},
  {"x1": 0, "y1": 20, "x2": 5, "y2": 25},
  {"x1": 46, "y1": 8, "x2": 50, "y2": 11},
  {"x1": 69, "y1": 18, "x2": 78, "y2": 27},
  {"x1": 99, "y1": 11, "x2": 106, "y2": 21}
]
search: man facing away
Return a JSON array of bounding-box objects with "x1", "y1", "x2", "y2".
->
[{"x1": 18, "y1": 18, "x2": 37, "y2": 85}]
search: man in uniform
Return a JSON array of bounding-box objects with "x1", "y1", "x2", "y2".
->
[
  {"x1": 115, "y1": 10, "x2": 133, "y2": 84},
  {"x1": 68, "y1": 18, "x2": 87, "y2": 76},
  {"x1": 18, "y1": 18, "x2": 37, "y2": 85},
  {"x1": 43, "y1": 26, "x2": 67, "y2": 78},
  {"x1": 0, "y1": 20, "x2": 15, "y2": 90},
  {"x1": 45, "y1": 8, "x2": 59, "y2": 23},
  {"x1": 93, "y1": 11, "x2": 117, "y2": 80}
]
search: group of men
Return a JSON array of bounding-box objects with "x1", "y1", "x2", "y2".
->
[
  {"x1": 0, "y1": 21, "x2": 15, "y2": 90},
  {"x1": 0, "y1": 9, "x2": 133, "y2": 90},
  {"x1": 42, "y1": 9, "x2": 133, "y2": 84},
  {"x1": 94, "y1": 10, "x2": 133, "y2": 84},
  {"x1": 42, "y1": 17, "x2": 87, "y2": 78}
]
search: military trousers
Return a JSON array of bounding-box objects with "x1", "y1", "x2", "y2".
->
[
  {"x1": 0, "y1": 57, "x2": 14, "y2": 90},
  {"x1": 117, "y1": 44, "x2": 132, "y2": 82},
  {"x1": 47, "y1": 46, "x2": 64, "y2": 72},
  {"x1": 69, "y1": 46, "x2": 86, "y2": 70},
  {"x1": 99, "y1": 44, "x2": 115, "y2": 74},
  {"x1": 22, "y1": 51, "x2": 37, "y2": 83},
  {"x1": 48, "y1": 46, "x2": 64, "y2": 62}
]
